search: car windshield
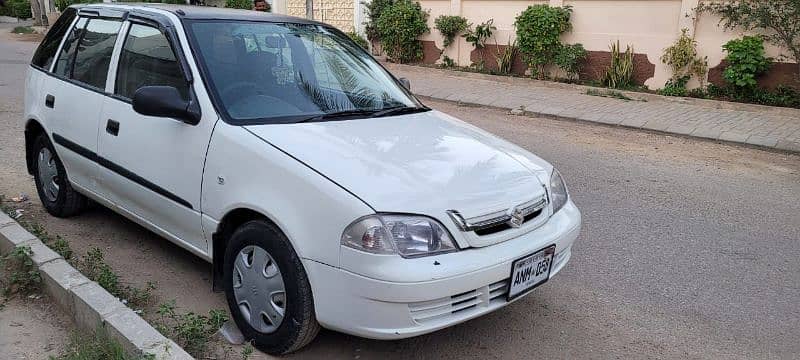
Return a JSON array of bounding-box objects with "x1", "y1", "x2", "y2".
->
[{"x1": 187, "y1": 20, "x2": 424, "y2": 124}]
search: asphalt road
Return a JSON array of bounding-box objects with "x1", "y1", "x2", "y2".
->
[{"x1": 1, "y1": 32, "x2": 798, "y2": 359}]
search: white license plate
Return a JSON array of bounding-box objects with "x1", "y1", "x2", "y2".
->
[{"x1": 508, "y1": 245, "x2": 556, "y2": 300}]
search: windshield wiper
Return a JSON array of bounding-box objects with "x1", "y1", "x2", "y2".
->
[
  {"x1": 295, "y1": 109, "x2": 379, "y2": 123},
  {"x1": 294, "y1": 106, "x2": 429, "y2": 123},
  {"x1": 370, "y1": 106, "x2": 429, "y2": 118}
]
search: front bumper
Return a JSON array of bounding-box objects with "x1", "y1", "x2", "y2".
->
[{"x1": 303, "y1": 200, "x2": 581, "y2": 339}]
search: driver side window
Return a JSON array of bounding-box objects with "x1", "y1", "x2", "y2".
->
[{"x1": 115, "y1": 23, "x2": 188, "y2": 100}]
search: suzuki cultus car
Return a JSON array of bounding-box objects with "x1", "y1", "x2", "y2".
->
[{"x1": 24, "y1": 4, "x2": 581, "y2": 354}]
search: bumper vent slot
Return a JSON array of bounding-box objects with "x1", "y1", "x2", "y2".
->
[{"x1": 408, "y1": 279, "x2": 510, "y2": 324}]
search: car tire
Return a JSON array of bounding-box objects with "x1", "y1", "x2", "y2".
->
[
  {"x1": 223, "y1": 219, "x2": 320, "y2": 355},
  {"x1": 31, "y1": 134, "x2": 88, "y2": 217}
]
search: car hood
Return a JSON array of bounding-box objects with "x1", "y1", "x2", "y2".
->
[{"x1": 245, "y1": 110, "x2": 552, "y2": 233}]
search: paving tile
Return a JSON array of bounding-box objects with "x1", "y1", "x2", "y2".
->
[
  {"x1": 719, "y1": 131, "x2": 750, "y2": 143},
  {"x1": 776, "y1": 140, "x2": 800, "y2": 152},
  {"x1": 690, "y1": 127, "x2": 723, "y2": 140},
  {"x1": 745, "y1": 135, "x2": 779, "y2": 148}
]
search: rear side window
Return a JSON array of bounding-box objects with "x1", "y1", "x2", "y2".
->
[
  {"x1": 115, "y1": 24, "x2": 188, "y2": 100},
  {"x1": 72, "y1": 18, "x2": 122, "y2": 89},
  {"x1": 31, "y1": 7, "x2": 77, "y2": 70},
  {"x1": 53, "y1": 16, "x2": 88, "y2": 77}
]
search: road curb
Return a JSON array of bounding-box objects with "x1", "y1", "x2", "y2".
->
[{"x1": 0, "y1": 210, "x2": 193, "y2": 360}]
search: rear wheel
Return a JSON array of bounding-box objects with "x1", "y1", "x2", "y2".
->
[
  {"x1": 31, "y1": 134, "x2": 87, "y2": 217},
  {"x1": 223, "y1": 220, "x2": 320, "y2": 354}
]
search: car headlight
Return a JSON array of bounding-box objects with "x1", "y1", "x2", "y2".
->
[
  {"x1": 341, "y1": 214, "x2": 458, "y2": 258},
  {"x1": 550, "y1": 168, "x2": 569, "y2": 213}
]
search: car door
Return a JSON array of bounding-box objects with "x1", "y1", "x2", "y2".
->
[
  {"x1": 47, "y1": 12, "x2": 124, "y2": 193},
  {"x1": 96, "y1": 19, "x2": 215, "y2": 253}
]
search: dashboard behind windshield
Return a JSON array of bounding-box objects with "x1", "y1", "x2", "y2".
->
[{"x1": 186, "y1": 20, "x2": 422, "y2": 124}]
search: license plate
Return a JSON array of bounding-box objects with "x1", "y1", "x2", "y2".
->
[{"x1": 507, "y1": 245, "x2": 556, "y2": 300}]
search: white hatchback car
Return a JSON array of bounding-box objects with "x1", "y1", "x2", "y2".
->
[{"x1": 24, "y1": 4, "x2": 581, "y2": 354}]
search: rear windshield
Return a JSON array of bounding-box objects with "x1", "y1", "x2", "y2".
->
[{"x1": 187, "y1": 21, "x2": 421, "y2": 124}]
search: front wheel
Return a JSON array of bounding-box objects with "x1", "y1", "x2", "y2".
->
[
  {"x1": 31, "y1": 134, "x2": 87, "y2": 217},
  {"x1": 223, "y1": 220, "x2": 320, "y2": 355}
]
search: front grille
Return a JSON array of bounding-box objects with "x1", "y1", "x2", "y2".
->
[
  {"x1": 474, "y1": 208, "x2": 544, "y2": 236},
  {"x1": 408, "y1": 279, "x2": 509, "y2": 324}
]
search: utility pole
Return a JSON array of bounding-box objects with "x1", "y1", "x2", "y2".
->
[{"x1": 306, "y1": 0, "x2": 313, "y2": 19}]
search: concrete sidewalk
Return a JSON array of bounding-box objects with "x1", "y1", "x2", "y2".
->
[{"x1": 385, "y1": 63, "x2": 800, "y2": 153}]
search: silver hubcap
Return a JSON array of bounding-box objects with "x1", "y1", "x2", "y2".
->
[
  {"x1": 233, "y1": 245, "x2": 286, "y2": 334},
  {"x1": 37, "y1": 148, "x2": 59, "y2": 202}
]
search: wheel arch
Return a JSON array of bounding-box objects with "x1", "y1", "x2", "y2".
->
[
  {"x1": 211, "y1": 207, "x2": 290, "y2": 292},
  {"x1": 24, "y1": 118, "x2": 47, "y2": 176}
]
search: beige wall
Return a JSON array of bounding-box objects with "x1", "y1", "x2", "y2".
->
[
  {"x1": 275, "y1": 0, "x2": 358, "y2": 32},
  {"x1": 418, "y1": 0, "x2": 796, "y2": 89}
]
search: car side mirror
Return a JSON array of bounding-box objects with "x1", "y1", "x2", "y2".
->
[
  {"x1": 132, "y1": 86, "x2": 200, "y2": 125},
  {"x1": 399, "y1": 77, "x2": 411, "y2": 92}
]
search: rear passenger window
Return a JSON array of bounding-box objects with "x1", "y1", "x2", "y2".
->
[
  {"x1": 53, "y1": 16, "x2": 88, "y2": 77},
  {"x1": 31, "y1": 7, "x2": 77, "y2": 70},
  {"x1": 72, "y1": 18, "x2": 122, "y2": 89},
  {"x1": 115, "y1": 24, "x2": 189, "y2": 100}
]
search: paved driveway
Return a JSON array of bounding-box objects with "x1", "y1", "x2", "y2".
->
[{"x1": 1, "y1": 33, "x2": 798, "y2": 359}]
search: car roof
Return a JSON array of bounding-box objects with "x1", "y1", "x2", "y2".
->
[{"x1": 76, "y1": 3, "x2": 327, "y2": 25}]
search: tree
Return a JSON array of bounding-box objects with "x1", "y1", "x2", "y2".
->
[{"x1": 700, "y1": 0, "x2": 800, "y2": 81}]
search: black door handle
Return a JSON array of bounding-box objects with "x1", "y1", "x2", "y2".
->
[
  {"x1": 106, "y1": 119, "x2": 120, "y2": 136},
  {"x1": 45, "y1": 94, "x2": 54, "y2": 108}
]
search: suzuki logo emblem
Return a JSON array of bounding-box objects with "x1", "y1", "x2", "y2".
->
[{"x1": 508, "y1": 207, "x2": 524, "y2": 228}]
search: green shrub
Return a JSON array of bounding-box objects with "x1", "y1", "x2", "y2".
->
[
  {"x1": 346, "y1": 31, "x2": 369, "y2": 50},
  {"x1": 463, "y1": 19, "x2": 495, "y2": 49},
  {"x1": 434, "y1": 15, "x2": 468, "y2": 48},
  {"x1": 658, "y1": 76, "x2": 690, "y2": 97},
  {"x1": 495, "y1": 39, "x2": 518, "y2": 75},
  {"x1": 54, "y1": 0, "x2": 101, "y2": 11},
  {"x1": 514, "y1": 4, "x2": 572, "y2": 79},
  {"x1": 363, "y1": 0, "x2": 395, "y2": 41},
  {"x1": 12, "y1": 26, "x2": 34, "y2": 34},
  {"x1": 463, "y1": 19, "x2": 496, "y2": 69},
  {"x1": 376, "y1": 0, "x2": 429, "y2": 63},
  {"x1": 1, "y1": 246, "x2": 41, "y2": 296},
  {"x1": 687, "y1": 87, "x2": 710, "y2": 99},
  {"x1": 155, "y1": 300, "x2": 229, "y2": 356},
  {"x1": 0, "y1": 4, "x2": 11, "y2": 17},
  {"x1": 722, "y1": 35, "x2": 772, "y2": 90},
  {"x1": 602, "y1": 40, "x2": 634, "y2": 89},
  {"x1": 555, "y1": 43, "x2": 587, "y2": 81},
  {"x1": 661, "y1": 28, "x2": 708, "y2": 88},
  {"x1": 225, "y1": 0, "x2": 252, "y2": 10},
  {"x1": 700, "y1": 0, "x2": 799, "y2": 82},
  {"x1": 9, "y1": 0, "x2": 32, "y2": 20},
  {"x1": 441, "y1": 55, "x2": 456, "y2": 68},
  {"x1": 708, "y1": 83, "x2": 800, "y2": 109},
  {"x1": 80, "y1": 247, "x2": 154, "y2": 309}
]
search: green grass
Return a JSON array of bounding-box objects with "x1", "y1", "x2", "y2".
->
[
  {"x1": 1, "y1": 245, "x2": 41, "y2": 296},
  {"x1": 1, "y1": 197, "x2": 224, "y2": 356},
  {"x1": 50, "y1": 330, "x2": 145, "y2": 360},
  {"x1": 12, "y1": 26, "x2": 34, "y2": 34},
  {"x1": 153, "y1": 300, "x2": 229, "y2": 356},
  {"x1": 585, "y1": 88, "x2": 646, "y2": 102}
]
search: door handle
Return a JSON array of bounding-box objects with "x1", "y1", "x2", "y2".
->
[
  {"x1": 106, "y1": 119, "x2": 120, "y2": 136},
  {"x1": 45, "y1": 94, "x2": 55, "y2": 108}
]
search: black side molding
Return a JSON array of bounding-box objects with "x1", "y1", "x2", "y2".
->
[{"x1": 51, "y1": 133, "x2": 193, "y2": 210}]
